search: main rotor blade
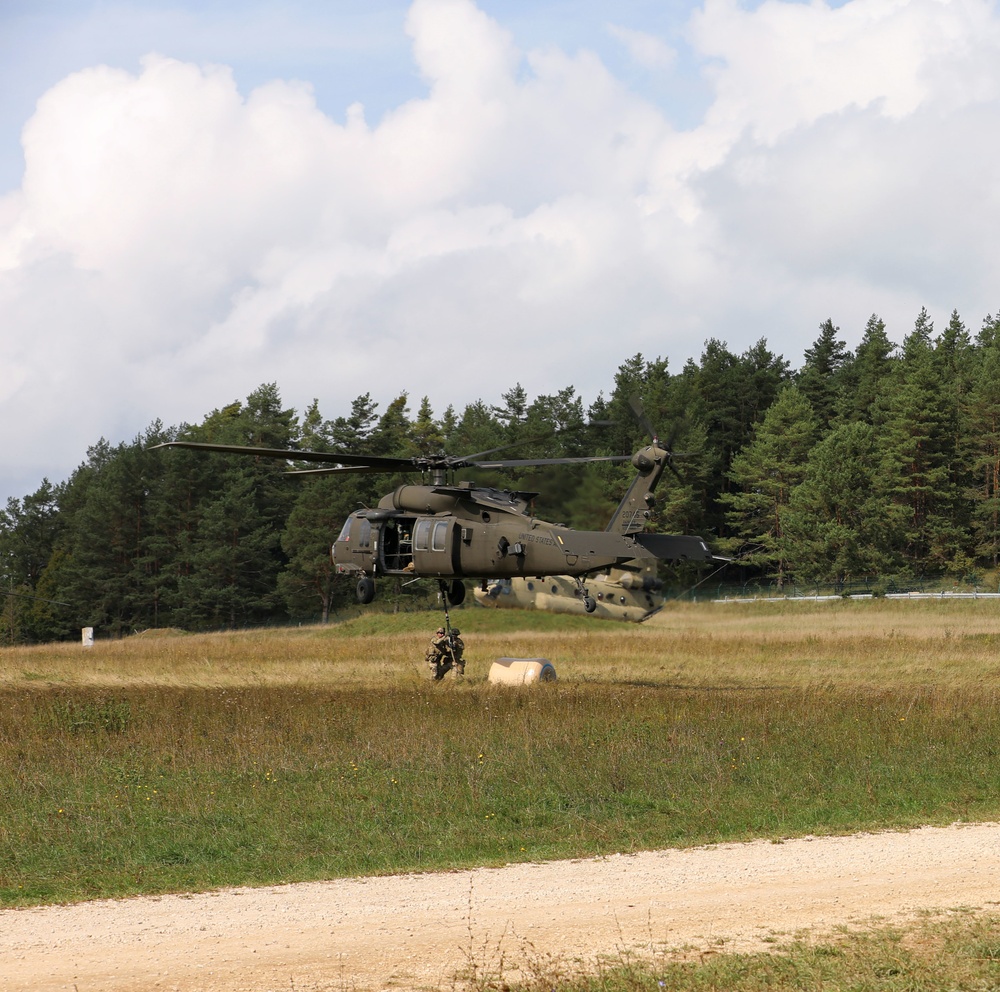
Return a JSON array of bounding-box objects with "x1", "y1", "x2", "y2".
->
[
  {"x1": 284, "y1": 465, "x2": 385, "y2": 477},
  {"x1": 152, "y1": 441, "x2": 411, "y2": 471},
  {"x1": 153, "y1": 440, "x2": 634, "y2": 476},
  {"x1": 457, "y1": 418, "x2": 615, "y2": 464},
  {"x1": 469, "y1": 454, "x2": 632, "y2": 469},
  {"x1": 457, "y1": 430, "x2": 573, "y2": 464}
]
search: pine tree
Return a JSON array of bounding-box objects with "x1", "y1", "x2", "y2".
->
[
  {"x1": 330, "y1": 394, "x2": 378, "y2": 453},
  {"x1": 606, "y1": 354, "x2": 667, "y2": 454},
  {"x1": 967, "y1": 314, "x2": 1000, "y2": 566},
  {"x1": 131, "y1": 420, "x2": 183, "y2": 629},
  {"x1": 517, "y1": 386, "x2": 589, "y2": 522},
  {"x1": 783, "y1": 421, "x2": 896, "y2": 584},
  {"x1": 53, "y1": 436, "x2": 161, "y2": 636},
  {"x1": 735, "y1": 339, "x2": 792, "y2": 433},
  {"x1": 796, "y1": 318, "x2": 849, "y2": 431},
  {"x1": 450, "y1": 400, "x2": 503, "y2": 458},
  {"x1": 178, "y1": 467, "x2": 281, "y2": 628},
  {"x1": 837, "y1": 314, "x2": 896, "y2": 423},
  {"x1": 934, "y1": 310, "x2": 977, "y2": 563},
  {"x1": 371, "y1": 395, "x2": 411, "y2": 457},
  {"x1": 876, "y1": 309, "x2": 964, "y2": 574},
  {"x1": 278, "y1": 477, "x2": 346, "y2": 622},
  {"x1": 168, "y1": 385, "x2": 300, "y2": 629},
  {"x1": 721, "y1": 385, "x2": 818, "y2": 586},
  {"x1": 652, "y1": 419, "x2": 713, "y2": 542},
  {"x1": 278, "y1": 395, "x2": 382, "y2": 621},
  {"x1": 439, "y1": 404, "x2": 458, "y2": 443},
  {"x1": 0, "y1": 480, "x2": 62, "y2": 586},
  {"x1": 299, "y1": 398, "x2": 330, "y2": 453},
  {"x1": 0, "y1": 479, "x2": 63, "y2": 642},
  {"x1": 681, "y1": 338, "x2": 790, "y2": 539},
  {"x1": 410, "y1": 397, "x2": 445, "y2": 455},
  {"x1": 491, "y1": 384, "x2": 528, "y2": 441}
]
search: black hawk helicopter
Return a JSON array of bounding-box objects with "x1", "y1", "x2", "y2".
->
[{"x1": 154, "y1": 406, "x2": 712, "y2": 612}]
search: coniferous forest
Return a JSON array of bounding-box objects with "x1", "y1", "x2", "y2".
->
[{"x1": 3, "y1": 307, "x2": 1000, "y2": 643}]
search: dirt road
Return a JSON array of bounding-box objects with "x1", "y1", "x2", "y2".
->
[{"x1": 3, "y1": 822, "x2": 998, "y2": 992}]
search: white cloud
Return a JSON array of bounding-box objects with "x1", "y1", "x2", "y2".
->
[
  {"x1": 689, "y1": 0, "x2": 1000, "y2": 142},
  {"x1": 680, "y1": 0, "x2": 1000, "y2": 336},
  {"x1": 607, "y1": 23, "x2": 676, "y2": 70},
  {"x1": 2, "y1": 0, "x2": 1000, "y2": 502}
]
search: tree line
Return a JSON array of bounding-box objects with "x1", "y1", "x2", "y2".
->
[{"x1": 2, "y1": 306, "x2": 999, "y2": 642}]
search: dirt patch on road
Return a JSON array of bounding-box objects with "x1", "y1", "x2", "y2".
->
[{"x1": 3, "y1": 822, "x2": 999, "y2": 992}]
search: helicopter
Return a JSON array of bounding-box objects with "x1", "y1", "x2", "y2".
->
[
  {"x1": 473, "y1": 560, "x2": 666, "y2": 622},
  {"x1": 153, "y1": 409, "x2": 713, "y2": 612}
]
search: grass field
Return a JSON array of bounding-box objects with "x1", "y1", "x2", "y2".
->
[
  {"x1": 4, "y1": 599, "x2": 1000, "y2": 989},
  {"x1": 488, "y1": 911, "x2": 1000, "y2": 992},
  {"x1": 3, "y1": 598, "x2": 1000, "y2": 910}
]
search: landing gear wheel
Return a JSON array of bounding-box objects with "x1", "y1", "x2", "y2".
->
[
  {"x1": 446, "y1": 579, "x2": 466, "y2": 606},
  {"x1": 356, "y1": 577, "x2": 375, "y2": 604},
  {"x1": 583, "y1": 595, "x2": 597, "y2": 613}
]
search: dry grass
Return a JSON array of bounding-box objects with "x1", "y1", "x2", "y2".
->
[
  {"x1": 481, "y1": 909, "x2": 1000, "y2": 992},
  {"x1": 6, "y1": 598, "x2": 1000, "y2": 992},
  {"x1": 5, "y1": 598, "x2": 1000, "y2": 691}
]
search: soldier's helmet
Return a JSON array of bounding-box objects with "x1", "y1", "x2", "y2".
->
[
  {"x1": 436, "y1": 627, "x2": 445, "y2": 635},
  {"x1": 452, "y1": 628, "x2": 460, "y2": 636}
]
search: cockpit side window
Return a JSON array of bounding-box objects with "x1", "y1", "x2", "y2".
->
[
  {"x1": 336, "y1": 519, "x2": 352, "y2": 542},
  {"x1": 358, "y1": 519, "x2": 372, "y2": 548},
  {"x1": 431, "y1": 520, "x2": 448, "y2": 552},
  {"x1": 413, "y1": 519, "x2": 431, "y2": 551}
]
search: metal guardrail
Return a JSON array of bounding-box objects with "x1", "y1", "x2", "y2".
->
[
  {"x1": 712, "y1": 590, "x2": 1000, "y2": 603},
  {"x1": 885, "y1": 591, "x2": 1000, "y2": 599}
]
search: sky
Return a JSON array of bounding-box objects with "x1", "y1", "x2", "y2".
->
[{"x1": 2, "y1": 0, "x2": 999, "y2": 505}]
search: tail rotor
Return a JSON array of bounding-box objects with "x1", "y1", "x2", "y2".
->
[{"x1": 628, "y1": 395, "x2": 684, "y2": 483}]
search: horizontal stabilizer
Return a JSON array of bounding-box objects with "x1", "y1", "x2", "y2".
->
[{"x1": 632, "y1": 533, "x2": 713, "y2": 562}]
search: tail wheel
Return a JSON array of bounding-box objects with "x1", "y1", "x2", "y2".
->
[
  {"x1": 583, "y1": 595, "x2": 597, "y2": 613},
  {"x1": 446, "y1": 579, "x2": 466, "y2": 606},
  {"x1": 356, "y1": 577, "x2": 376, "y2": 604}
]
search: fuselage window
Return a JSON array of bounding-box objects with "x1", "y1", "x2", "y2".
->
[
  {"x1": 414, "y1": 519, "x2": 431, "y2": 552},
  {"x1": 358, "y1": 519, "x2": 372, "y2": 549},
  {"x1": 431, "y1": 520, "x2": 448, "y2": 552}
]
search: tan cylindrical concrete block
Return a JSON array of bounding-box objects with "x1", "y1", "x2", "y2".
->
[{"x1": 488, "y1": 657, "x2": 557, "y2": 684}]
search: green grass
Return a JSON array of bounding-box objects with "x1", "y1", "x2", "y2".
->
[
  {"x1": 481, "y1": 911, "x2": 1000, "y2": 992},
  {"x1": 4, "y1": 600, "x2": 1000, "y2": 918},
  {"x1": 6, "y1": 603, "x2": 1000, "y2": 990},
  {"x1": 3, "y1": 677, "x2": 1000, "y2": 906}
]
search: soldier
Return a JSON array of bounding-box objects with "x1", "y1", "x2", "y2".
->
[
  {"x1": 449, "y1": 628, "x2": 466, "y2": 677},
  {"x1": 426, "y1": 626, "x2": 451, "y2": 680}
]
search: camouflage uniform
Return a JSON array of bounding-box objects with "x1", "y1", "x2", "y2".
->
[
  {"x1": 426, "y1": 627, "x2": 451, "y2": 679},
  {"x1": 449, "y1": 628, "x2": 466, "y2": 677},
  {"x1": 426, "y1": 627, "x2": 466, "y2": 679}
]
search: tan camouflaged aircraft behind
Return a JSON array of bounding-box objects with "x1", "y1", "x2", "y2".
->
[{"x1": 474, "y1": 561, "x2": 665, "y2": 622}]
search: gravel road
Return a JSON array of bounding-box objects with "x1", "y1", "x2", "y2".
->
[{"x1": 3, "y1": 822, "x2": 998, "y2": 992}]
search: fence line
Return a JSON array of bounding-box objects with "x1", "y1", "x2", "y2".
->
[{"x1": 712, "y1": 590, "x2": 1000, "y2": 604}]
